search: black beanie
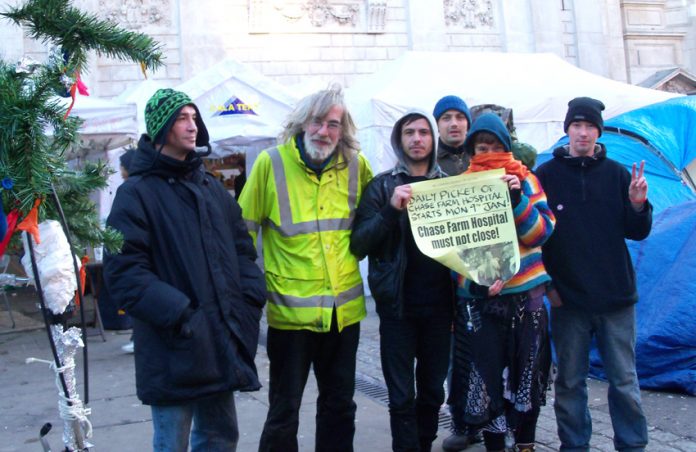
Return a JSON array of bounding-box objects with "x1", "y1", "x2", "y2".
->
[{"x1": 563, "y1": 97, "x2": 605, "y2": 136}]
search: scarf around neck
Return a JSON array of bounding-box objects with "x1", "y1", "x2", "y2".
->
[{"x1": 465, "y1": 152, "x2": 529, "y2": 181}]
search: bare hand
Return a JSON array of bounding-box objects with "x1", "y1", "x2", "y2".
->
[
  {"x1": 546, "y1": 286, "x2": 563, "y2": 307},
  {"x1": 390, "y1": 185, "x2": 412, "y2": 210},
  {"x1": 629, "y1": 160, "x2": 648, "y2": 209},
  {"x1": 501, "y1": 174, "x2": 521, "y2": 191},
  {"x1": 488, "y1": 279, "x2": 504, "y2": 297}
]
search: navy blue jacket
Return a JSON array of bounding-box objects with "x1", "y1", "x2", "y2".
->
[
  {"x1": 104, "y1": 135, "x2": 266, "y2": 405},
  {"x1": 536, "y1": 144, "x2": 652, "y2": 314}
]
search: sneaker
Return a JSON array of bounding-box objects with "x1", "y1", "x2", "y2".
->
[
  {"x1": 121, "y1": 341, "x2": 134, "y2": 354},
  {"x1": 442, "y1": 433, "x2": 470, "y2": 451},
  {"x1": 442, "y1": 431, "x2": 482, "y2": 451}
]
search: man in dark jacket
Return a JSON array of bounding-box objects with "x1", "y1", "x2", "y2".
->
[
  {"x1": 104, "y1": 88, "x2": 267, "y2": 451},
  {"x1": 433, "y1": 95, "x2": 481, "y2": 451},
  {"x1": 434, "y1": 95, "x2": 471, "y2": 176},
  {"x1": 351, "y1": 111, "x2": 453, "y2": 452},
  {"x1": 536, "y1": 97, "x2": 651, "y2": 452}
]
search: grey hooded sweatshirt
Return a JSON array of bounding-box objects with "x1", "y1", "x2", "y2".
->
[{"x1": 351, "y1": 111, "x2": 453, "y2": 318}]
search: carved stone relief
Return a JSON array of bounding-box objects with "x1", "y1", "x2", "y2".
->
[
  {"x1": 249, "y1": 0, "x2": 386, "y2": 33},
  {"x1": 100, "y1": 0, "x2": 172, "y2": 29},
  {"x1": 443, "y1": 0, "x2": 495, "y2": 29}
]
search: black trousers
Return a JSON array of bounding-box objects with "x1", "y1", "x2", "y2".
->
[
  {"x1": 258, "y1": 313, "x2": 360, "y2": 452},
  {"x1": 379, "y1": 314, "x2": 452, "y2": 452}
]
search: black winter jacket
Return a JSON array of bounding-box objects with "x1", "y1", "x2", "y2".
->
[
  {"x1": 536, "y1": 144, "x2": 652, "y2": 314},
  {"x1": 104, "y1": 136, "x2": 267, "y2": 405},
  {"x1": 350, "y1": 171, "x2": 408, "y2": 318}
]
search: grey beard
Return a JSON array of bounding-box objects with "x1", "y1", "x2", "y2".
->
[{"x1": 304, "y1": 134, "x2": 336, "y2": 164}]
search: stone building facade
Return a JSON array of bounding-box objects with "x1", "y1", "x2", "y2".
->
[{"x1": 2, "y1": 0, "x2": 696, "y2": 96}]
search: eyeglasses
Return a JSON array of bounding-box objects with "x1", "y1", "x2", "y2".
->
[{"x1": 308, "y1": 118, "x2": 342, "y2": 132}]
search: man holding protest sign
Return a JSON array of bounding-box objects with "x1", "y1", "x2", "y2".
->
[
  {"x1": 449, "y1": 113, "x2": 556, "y2": 452},
  {"x1": 351, "y1": 111, "x2": 453, "y2": 452},
  {"x1": 536, "y1": 97, "x2": 651, "y2": 452}
]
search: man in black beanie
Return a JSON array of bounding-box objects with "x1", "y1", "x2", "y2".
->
[
  {"x1": 536, "y1": 96, "x2": 651, "y2": 452},
  {"x1": 104, "y1": 88, "x2": 267, "y2": 450}
]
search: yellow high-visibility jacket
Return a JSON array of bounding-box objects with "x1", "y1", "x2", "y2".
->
[{"x1": 238, "y1": 138, "x2": 373, "y2": 332}]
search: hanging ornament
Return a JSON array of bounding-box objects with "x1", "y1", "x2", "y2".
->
[
  {"x1": 21, "y1": 219, "x2": 79, "y2": 315},
  {"x1": 16, "y1": 198, "x2": 42, "y2": 244},
  {"x1": 0, "y1": 210, "x2": 20, "y2": 256},
  {"x1": 14, "y1": 55, "x2": 41, "y2": 74}
]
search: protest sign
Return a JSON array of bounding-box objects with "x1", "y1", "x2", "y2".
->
[{"x1": 406, "y1": 168, "x2": 520, "y2": 286}]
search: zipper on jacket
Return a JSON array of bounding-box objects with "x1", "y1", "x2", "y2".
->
[{"x1": 581, "y1": 160, "x2": 587, "y2": 202}]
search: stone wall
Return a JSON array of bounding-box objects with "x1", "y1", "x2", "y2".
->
[
  {"x1": 622, "y1": 0, "x2": 690, "y2": 85},
  {"x1": 1, "y1": 0, "x2": 695, "y2": 97}
]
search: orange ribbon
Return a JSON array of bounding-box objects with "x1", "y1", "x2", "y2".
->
[
  {"x1": 62, "y1": 71, "x2": 90, "y2": 119},
  {"x1": 16, "y1": 199, "x2": 42, "y2": 244},
  {"x1": 74, "y1": 255, "x2": 89, "y2": 306}
]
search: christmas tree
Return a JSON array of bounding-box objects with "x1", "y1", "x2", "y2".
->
[{"x1": 0, "y1": 0, "x2": 164, "y2": 253}]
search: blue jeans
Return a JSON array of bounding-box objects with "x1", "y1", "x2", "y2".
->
[
  {"x1": 379, "y1": 314, "x2": 451, "y2": 452},
  {"x1": 551, "y1": 305, "x2": 647, "y2": 452},
  {"x1": 151, "y1": 391, "x2": 238, "y2": 452}
]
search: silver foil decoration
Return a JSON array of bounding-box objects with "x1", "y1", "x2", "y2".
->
[
  {"x1": 15, "y1": 55, "x2": 41, "y2": 74},
  {"x1": 50, "y1": 324, "x2": 93, "y2": 451}
]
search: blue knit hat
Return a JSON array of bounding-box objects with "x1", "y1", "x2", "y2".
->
[
  {"x1": 433, "y1": 95, "x2": 472, "y2": 125},
  {"x1": 464, "y1": 113, "x2": 512, "y2": 154}
]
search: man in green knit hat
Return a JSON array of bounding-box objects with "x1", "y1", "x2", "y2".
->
[{"x1": 104, "y1": 88, "x2": 267, "y2": 451}]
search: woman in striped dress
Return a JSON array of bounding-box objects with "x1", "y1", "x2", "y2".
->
[{"x1": 448, "y1": 113, "x2": 556, "y2": 452}]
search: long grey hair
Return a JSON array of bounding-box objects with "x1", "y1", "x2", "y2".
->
[{"x1": 279, "y1": 84, "x2": 361, "y2": 161}]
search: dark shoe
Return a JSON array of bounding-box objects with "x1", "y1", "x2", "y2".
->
[{"x1": 442, "y1": 432, "x2": 476, "y2": 451}]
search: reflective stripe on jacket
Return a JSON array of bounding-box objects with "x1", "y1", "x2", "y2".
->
[{"x1": 239, "y1": 138, "x2": 373, "y2": 332}]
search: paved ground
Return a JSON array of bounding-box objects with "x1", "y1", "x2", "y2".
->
[{"x1": 1, "y1": 293, "x2": 694, "y2": 451}]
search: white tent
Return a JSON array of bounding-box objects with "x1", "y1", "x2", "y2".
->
[
  {"x1": 175, "y1": 58, "x2": 299, "y2": 160},
  {"x1": 115, "y1": 79, "x2": 168, "y2": 135},
  {"x1": 58, "y1": 95, "x2": 138, "y2": 158},
  {"x1": 347, "y1": 51, "x2": 680, "y2": 173}
]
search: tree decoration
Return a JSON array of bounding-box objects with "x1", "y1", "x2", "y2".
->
[
  {"x1": 1, "y1": 1, "x2": 164, "y2": 450},
  {"x1": 0, "y1": 0, "x2": 163, "y2": 252}
]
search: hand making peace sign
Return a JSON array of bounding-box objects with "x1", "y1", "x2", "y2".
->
[{"x1": 629, "y1": 160, "x2": 648, "y2": 209}]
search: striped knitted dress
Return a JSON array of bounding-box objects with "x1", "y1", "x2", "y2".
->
[{"x1": 448, "y1": 172, "x2": 556, "y2": 441}]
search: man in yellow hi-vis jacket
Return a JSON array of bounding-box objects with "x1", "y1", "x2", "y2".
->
[{"x1": 238, "y1": 85, "x2": 373, "y2": 452}]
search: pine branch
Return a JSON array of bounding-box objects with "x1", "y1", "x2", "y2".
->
[
  {"x1": 48, "y1": 161, "x2": 123, "y2": 253},
  {"x1": 2, "y1": 0, "x2": 164, "y2": 72},
  {"x1": 0, "y1": 0, "x2": 161, "y2": 252}
]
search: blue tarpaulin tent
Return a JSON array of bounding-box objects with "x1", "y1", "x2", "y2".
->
[
  {"x1": 537, "y1": 97, "x2": 696, "y2": 394},
  {"x1": 621, "y1": 201, "x2": 696, "y2": 394}
]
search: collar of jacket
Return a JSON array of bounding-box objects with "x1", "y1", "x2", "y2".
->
[
  {"x1": 436, "y1": 139, "x2": 466, "y2": 158},
  {"x1": 552, "y1": 142, "x2": 607, "y2": 167},
  {"x1": 391, "y1": 161, "x2": 447, "y2": 179},
  {"x1": 130, "y1": 134, "x2": 204, "y2": 180},
  {"x1": 289, "y1": 134, "x2": 348, "y2": 175},
  {"x1": 295, "y1": 133, "x2": 335, "y2": 176}
]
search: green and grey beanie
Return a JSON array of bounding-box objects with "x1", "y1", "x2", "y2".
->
[{"x1": 144, "y1": 88, "x2": 210, "y2": 148}]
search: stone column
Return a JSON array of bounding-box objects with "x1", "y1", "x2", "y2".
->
[
  {"x1": 573, "y1": 0, "x2": 628, "y2": 81},
  {"x1": 528, "y1": 0, "x2": 565, "y2": 56},
  {"x1": 500, "y1": 0, "x2": 535, "y2": 52},
  {"x1": 405, "y1": 0, "x2": 447, "y2": 50}
]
